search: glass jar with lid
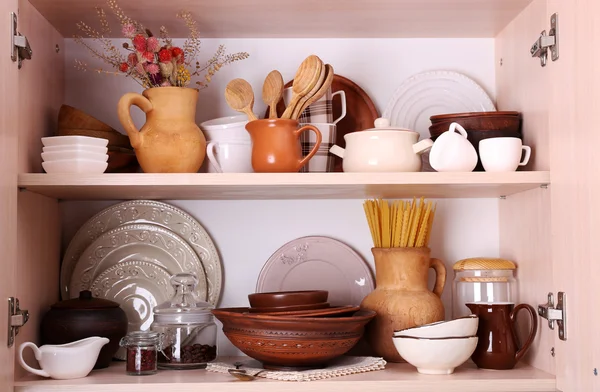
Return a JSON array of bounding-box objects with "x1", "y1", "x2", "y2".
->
[
  {"x1": 119, "y1": 330, "x2": 162, "y2": 376},
  {"x1": 452, "y1": 258, "x2": 518, "y2": 318},
  {"x1": 151, "y1": 273, "x2": 217, "y2": 369}
]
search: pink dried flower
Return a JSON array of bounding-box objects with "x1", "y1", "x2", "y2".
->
[
  {"x1": 127, "y1": 53, "x2": 138, "y2": 66},
  {"x1": 132, "y1": 34, "x2": 146, "y2": 52},
  {"x1": 142, "y1": 51, "x2": 155, "y2": 62},
  {"x1": 147, "y1": 37, "x2": 160, "y2": 52},
  {"x1": 145, "y1": 63, "x2": 160, "y2": 75},
  {"x1": 122, "y1": 23, "x2": 136, "y2": 38}
]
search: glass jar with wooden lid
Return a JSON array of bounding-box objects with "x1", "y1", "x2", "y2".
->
[{"x1": 452, "y1": 258, "x2": 517, "y2": 318}]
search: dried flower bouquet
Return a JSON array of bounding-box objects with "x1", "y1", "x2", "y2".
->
[{"x1": 74, "y1": 0, "x2": 249, "y2": 89}]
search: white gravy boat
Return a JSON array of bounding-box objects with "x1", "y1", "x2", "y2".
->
[{"x1": 18, "y1": 336, "x2": 109, "y2": 379}]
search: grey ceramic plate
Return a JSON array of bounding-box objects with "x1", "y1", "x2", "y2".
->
[{"x1": 61, "y1": 200, "x2": 222, "y2": 306}]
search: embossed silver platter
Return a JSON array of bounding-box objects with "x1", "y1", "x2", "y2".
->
[
  {"x1": 69, "y1": 223, "x2": 207, "y2": 301},
  {"x1": 61, "y1": 200, "x2": 222, "y2": 306},
  {"x1": 256, "y1": 236, "x2": 374, "y2": 306},
  {"x1": 90, "y1": 260, "x2": 176, "y2": 360}
]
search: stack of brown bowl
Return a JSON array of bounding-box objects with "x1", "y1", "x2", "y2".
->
[
  {"x1": 57, "y1": 105, "x2": 139, "y2": 173},
  {"x1": 212, "y1": 290, "x2": 375, "y2": 370},
  {"x1": 429, "y1": 111, "x2": 522, "y2": 171}
]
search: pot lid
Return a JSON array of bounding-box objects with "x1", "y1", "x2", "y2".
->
[
  {"x1": 453, "y1": 257, "x2": 517, "y2": 271},
  {"x1": 362, "y1": 117, "x2": 417, "y2": 133},
  {"x1": 51, "y1": 290, "x2": 120, "y2": 309}
]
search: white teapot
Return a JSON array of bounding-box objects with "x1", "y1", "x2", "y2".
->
[{"x1": 428, "y1": 123, "x2": 478, "y2": 172}]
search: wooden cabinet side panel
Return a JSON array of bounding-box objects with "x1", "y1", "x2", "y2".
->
[
  {"x1": 14, "y1": 0, "x2": 64, "y2": 381},
  {"x1": 546, "y1": 0, "x2": 600, "y2": 391},
  {"x1": 496, "y1": 0, "x2": 554, "y2": 375},
  {"x1": 495, "y1": 0, "x2": 549, "y2": 172},
  {"x1": 0, "y1": 0, "x2": 20, "y2": 390}
]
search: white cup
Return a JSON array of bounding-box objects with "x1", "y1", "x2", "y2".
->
[
  {"x1": 284, "y1": 87, "x2": 347, "y2": 124},
  {"x1": 200, "y1": 115, "x2": 251, "y2": 142},
  {"x1": 478, "y1": 137, "x2": 532, "y2": 172},
  {"x1": 206, "y1": 140, "x2": 253, "y2": 173},
  {"x1": 299, "y1": 123, "x2": 337, "y2": 172}
]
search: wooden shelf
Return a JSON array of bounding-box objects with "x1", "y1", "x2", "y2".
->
[
  {"x1": 14, "y1": 359, "x2": 555, "y2": 392},
  {"x1": 18, "y1": 172, "x2": 550, "y2": 200},
  {"x1": 28, "y1": 0, "x2": 532, "y2": 38}
]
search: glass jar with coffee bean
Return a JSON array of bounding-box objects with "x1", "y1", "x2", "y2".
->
[
  {"x1": 119, "y1": 331, "x2": 163, "y2": 375},
  {"x1": 151, "y1": 273, "x2": 217, "y2": 369}
]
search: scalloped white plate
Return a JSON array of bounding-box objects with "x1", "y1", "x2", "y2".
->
[
  {"x1": 61, "y1": 200, "x2": 222, "y2": 306},
  {"x1": 383, "y1": 70, "x2": 496, "y2": 139}
]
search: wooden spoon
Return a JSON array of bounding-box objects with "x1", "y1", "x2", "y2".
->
[
  {"x1": 281, "y1": 55, "x2": 323, "y2": 119},
  {"x1": 224, "y1": 79, "x2": 258, "y2": 121},
  {"x1": 291, "y1": 62, "x2": 327, "y2": 120},
  {"x1": 262, "y1": 70, "x2": 284, "y2": 119},
  {"x1": 294, "y1": 64, "x2": 335, "y2": 119}
]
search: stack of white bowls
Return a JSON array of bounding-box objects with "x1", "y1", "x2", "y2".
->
[
  {"x1": 41, "y1": 136, "x2": 109, "y2": 174},
  {"x1": 200, "y1": 115, "x2": 254, "y2": 173}
]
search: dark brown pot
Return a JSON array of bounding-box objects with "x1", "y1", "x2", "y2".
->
[{"x1": 40, "y1": 290, "x2": 128, "y2": 369}]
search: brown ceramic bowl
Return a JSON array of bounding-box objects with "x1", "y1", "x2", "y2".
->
[
  {"x1": 248, "y1": 302, "x2": 330, "y2": 313},
  {"x1": 256, "y1": 305, "x2": 361, "y2": 318},
  {"x1": 212, "y1": 307, "x2": 375, "y2": 370},
  {"x1": 248, "y1": 290, "x2": 328, "y2": 308}
]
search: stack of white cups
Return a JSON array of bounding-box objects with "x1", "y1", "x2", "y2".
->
[
  {"x1": 283, "y1": 87, "x2": 347, "y2": 172},
  {"x1": 199, "y1": 115, "x2": 254, "y2": 173}
]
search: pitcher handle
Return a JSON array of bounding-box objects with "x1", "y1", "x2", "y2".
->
[
  {"x1": 206, "y1": 141, "x2": 223, "y2": 173},
  {"x1": 429, "y1": 258, "x2": 446, "y2": 297},
  {"x1": 117, "y1": 92, "x2": 153, "y2": 149},
  {"x1": 294, "y1": 125, "x2": 322, "y2": 171},
  {"x1": 18, "y1": 342, "x2": 50, "y2": 378},
  {"x1": 510, "y1": 303, "x2": 538, "y2": 362}
]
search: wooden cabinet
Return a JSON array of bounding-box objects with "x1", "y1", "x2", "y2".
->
[{"x1": 2, "y1": 0, "x2": 598, "y2": 391}]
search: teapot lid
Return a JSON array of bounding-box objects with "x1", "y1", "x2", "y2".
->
[
  {"x1": 51, "y1": 290, "x2": 120, "y2": 309},
  {"x1": 453, "y1": 258, "x2": 517, "y2": 271},
  {"x1": 363, "y1": 117, "x2": 417, "y2": 133}
]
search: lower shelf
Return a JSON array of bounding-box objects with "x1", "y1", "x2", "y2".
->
[{"x1": 14, "y1": 357, "x2": 556, "y2": 392}]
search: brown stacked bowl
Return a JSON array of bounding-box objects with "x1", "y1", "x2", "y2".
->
[
  {"x1": 57, "y1": 105, "x2": 139, "y2": 172},
  {"x1": 212, "y1": 307, "x2": 375, "y2": 370},
  {"x1": 248, "y1": 290, "x2": 329, "y2": 313},
  {"x1": 428, "y1": 111, "x2": 522, "y2": 171}
]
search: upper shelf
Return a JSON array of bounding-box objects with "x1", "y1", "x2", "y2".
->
[
  {"x1": 18, "y1": 172, "x2": 550, "y2": 200},
  {"x1": 28, "y1": 0, "x2": 533, "y2": 38}
]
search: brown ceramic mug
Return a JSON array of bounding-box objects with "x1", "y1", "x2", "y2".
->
[
  {"x1": 466, "y1": 302, "x2": 537, "y2": 370},
  {"x1": 245, "y1": 119, "x2": 322, "y2": 172}
]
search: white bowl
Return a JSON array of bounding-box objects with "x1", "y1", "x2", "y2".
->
[
  {"x1": 42, "y1": 145, "x2": 109, "y2": 154},
  {"x1": 42, "y1": 159, "x2": 108, "y2": 174},
  {"x1": 42, "y1": 151, "x2": 108, "y2": 162},
  {"x1": 200, "y1": 115, "x2": 251, "y2": 142},
  {"x1": 392, "y1": 335, "x2": 478, "y2": 375},
  {"x1": 393, "y1": 315, "x2": 478, "y2": 338},
  {"x1": 41, "y1": 136, "x2": 109, "y2": 148}
]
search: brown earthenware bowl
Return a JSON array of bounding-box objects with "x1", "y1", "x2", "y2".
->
[
  {"x1": 255, "y1": 305, "x2": 361, "y2": 318},
  {"x1": 248, "y1": 290, "x2": 328, "y2": 308},
  {"x1": 248, "y1": 302, "x2": 330, "y2": 313},
  {"x1": 212, "y1": 307, "x2": 375, "y2": 370}
]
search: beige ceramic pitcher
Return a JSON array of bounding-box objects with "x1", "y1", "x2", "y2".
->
[
  {"x1": 117, "y1": 87, "x2": 206, "y2": 173},
  {"x1": 360, "y1": 247, "x2": 446, "y2": 362}
]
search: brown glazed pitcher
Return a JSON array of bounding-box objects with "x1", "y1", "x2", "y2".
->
[
  {"x1": 117, "y1": 87, "x2": 206, "y2": 173},
  {"x1": 360, "y1": 247, "x2": 446, "y2": 362},
  {"x1": 466, "y1": 303, "x2": 538, "y2": 370},
  {"x1": 245, "y1": 119, "x2": 322, "y2": 172}
]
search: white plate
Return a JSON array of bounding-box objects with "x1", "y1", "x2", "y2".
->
[
  {"x1": 42, "y1": 159, "x2": 108, "y2": 174},
  {"x1": 41, "y1": 135, "x2": 109, "y2": 147},
  {"x1": 256, "y1": 236, "x2": 374, "y2": 306},
  {"x1": 41, "y1": 151, "x2": 108, "y2": 162},
  {"x1": 68, "y1": 223, "x2": 207, "y2": 302},
  {"x1": 383, "y1": 70, "x2": 496, "y2": 139},
  {"x1": 61, "y1": 200, "x2": 222, "y2": 306},
  {"x1": 90, "y1": 260, "x2": 176, "y2": 360}
]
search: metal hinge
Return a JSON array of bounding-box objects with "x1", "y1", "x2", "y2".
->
[
  {"x1": 538, "y1": 292, "x2": 566, "y2": 341},
  {"x1": 530, "y1": 13, "x2": 559, "y2": 67},
  {"x1": 7, "y1": 297, "x2": 29, "y2": 348},
  {"x1": 10, "y1": 12, "x2": 32, "y2": 69}
]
